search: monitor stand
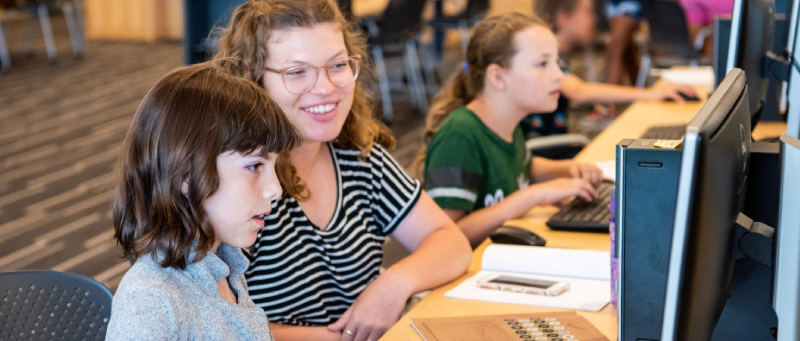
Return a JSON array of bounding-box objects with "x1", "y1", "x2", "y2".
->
[{"x1": 714, "y1": 141, "x2": 780, "y2": 341}]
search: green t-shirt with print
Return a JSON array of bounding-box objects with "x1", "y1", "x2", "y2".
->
[{"x1": 424, "y1": 106, "x2": 531, "y2": 212}]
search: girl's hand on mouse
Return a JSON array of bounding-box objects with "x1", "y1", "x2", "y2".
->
[
  {"x1": 526, "y1": 178, "x2": 598, "y2": 206},
  {"x1": 567, "y1": 162, "x2": 603, "y2": 187},
  {"x1": 646, "y1": 81, "x2": 697, "y2": 103}
]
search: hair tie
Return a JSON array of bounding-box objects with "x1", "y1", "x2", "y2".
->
[{"x1": 463, "y1": 61, "x2": 469, "y2": 72}]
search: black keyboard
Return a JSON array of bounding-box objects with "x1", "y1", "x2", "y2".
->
[
  {"x1": 640, "y1": 125, "x2": 687, "y2": 140},
  {"x1": 546, "y1": 181, "x2": 614, "y2": 232}
]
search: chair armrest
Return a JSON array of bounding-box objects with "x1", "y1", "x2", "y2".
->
[
  {"x1": 525, "y1": 134, "x2": 592, "y2": 160},
  {"x1": 525, "y1": 134, "x2": 592, "y2": 150},
  {"x1": 693, "y1": 26, "x2": 713, "y2": 51}
]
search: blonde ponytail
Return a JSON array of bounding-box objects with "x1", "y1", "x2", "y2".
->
[{"x1": 411, "y1": 70, "x2": 474, "y2": 178}]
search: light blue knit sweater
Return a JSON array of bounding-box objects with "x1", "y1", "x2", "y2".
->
[{"x1": 106, "y1": 243, "x2": 273, "y2": 341}]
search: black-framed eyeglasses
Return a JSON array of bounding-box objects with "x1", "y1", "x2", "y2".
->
[{"x1": 264, "y1": 55, "x2": 361, "y2": 95}]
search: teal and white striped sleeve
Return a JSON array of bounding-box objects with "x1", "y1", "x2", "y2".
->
[{"x1": 424, "y1": 134, "x2": 483, "y2": 212}]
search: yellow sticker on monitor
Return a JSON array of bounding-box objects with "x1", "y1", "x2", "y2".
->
[{"x1": 654, "y1": 137, "x2": 684, "y2": 149}]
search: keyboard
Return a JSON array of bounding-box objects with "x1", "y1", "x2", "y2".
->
[
  {"x1": 640, "y1": 125, "x2": 687, "y2": 140},
  {"x1": 546, "y1": 180, "x2": 614, "y2": 232}
]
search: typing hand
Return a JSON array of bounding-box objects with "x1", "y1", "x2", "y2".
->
[
  {"x1": 567, "y1": 162, "x2": 603, "y2": 187},
  {"x1": 327, "y1": 273, "x2": 409, "y2": 341},
  {"x1": 528, "y1": 178, "x2": 598, "y2": 206},
  {"x1": 648, "y1": 81, "x2": 698, "y2": 103}
]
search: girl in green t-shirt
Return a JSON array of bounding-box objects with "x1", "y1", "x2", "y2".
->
[{"x1": 415, "y1": 12, "x2": 603, "y2": 248}]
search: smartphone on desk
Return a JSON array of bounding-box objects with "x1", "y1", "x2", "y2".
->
[{"x1": 477, "y1": 275, "x2": 570, "y2": 297}]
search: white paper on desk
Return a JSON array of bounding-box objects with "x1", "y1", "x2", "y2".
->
[
  {"x1": 444, "y1": 245, "x2": 611, "y2": 312},
  {"x1": 658, "y1": 67, "x2": 715, "y2": 86},
  {"x1": 444, "y1": 270, "x2": 611, "y2": 312},
  {"x1": 481, "y1": 245, "x2": 611, "y2": 281},
  {"x1": 596, "y1": 160, "x2": 616, "y2": 182}
]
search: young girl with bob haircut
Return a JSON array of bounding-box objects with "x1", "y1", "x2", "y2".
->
[
  {"x1": 417, "y1": 12, "x2": 603, "y2": 249},
  {"x1": 107, "y1": 62, "x2": 302, "y2": 340},
  {"x1": 214, "y1": 1, "x2": 472, "y2": 340}
]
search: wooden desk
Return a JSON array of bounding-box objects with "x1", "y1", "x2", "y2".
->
[
  {"x1": 379, "y1": 90, "x2": 787, "y2": 341},
  {"x1": 583, "y1": 91, "x2": 787, "y2": 164}
]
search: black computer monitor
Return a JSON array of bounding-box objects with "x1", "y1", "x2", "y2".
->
[
  {"x1": 784, "y1": 0, "x2": 800, "y2": 137},
  {"x1": 713, "y1": 17, "x2": 732, "y2": 91},
  {"x1": 773, "y1": 133, "x2": 800, "y2": 340},
  {"x1": 726, "y1": 0, "x2": 776, "y2": 124},
  {"x1": 660, "y1": 68, "x2": 752, "y2": 341}
]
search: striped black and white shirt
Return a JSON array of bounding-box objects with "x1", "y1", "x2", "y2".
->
[{"x1": 245, "y1": 143, "x2": 421, "y2": 326}]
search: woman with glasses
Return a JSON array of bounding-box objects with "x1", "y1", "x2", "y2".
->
[{"x1": 214, "y1": 1, "x2": 472, "y2": 341}]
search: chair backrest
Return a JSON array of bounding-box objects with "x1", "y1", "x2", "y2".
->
[
  {"x1": 0, "y1": 270, "x2": 113, "y2": 341},
  {"x1": 380, "y1": 0, "x2": 428, "y2": 40},
  {"x1": 464, "y1": 0, "x2": 490, "y2": 18},
  {"x1": 642, "y1": 0, "x2": 696, "y2": 58}
]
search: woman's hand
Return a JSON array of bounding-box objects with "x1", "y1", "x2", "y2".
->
[
  {"x1": 327, "y1": 271, "x2": 411, "y2": 341},
  {"x1": 646, "y1": 81, "x2": 698, "y2": 103},
  {"x1": 567, "y1": 162, "x2": 603, "y2": 187},
  {"x1": 526, "y1": 177, "x2": 598, "y2": 206}
]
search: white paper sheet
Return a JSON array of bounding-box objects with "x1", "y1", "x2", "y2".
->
[
  {"x1": 444, "y1": 270, "x2": 611, "y2": 312},
  {"x1": 596, "y1": 160, "x2": 616, "y2": 182},
  {"x1": 658, "y1": 67, "x2": 715, "y2": 86},
  {"x1": 481, "y1": 245, "x2": 611, "y2": 281},
  {"x1": 444, "y1": 245, "x2": 612, "y2": 311}
]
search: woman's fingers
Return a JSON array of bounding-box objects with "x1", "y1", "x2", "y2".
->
[{"x1": 329, "y1": 308, "x2": 351, "y2": 332}]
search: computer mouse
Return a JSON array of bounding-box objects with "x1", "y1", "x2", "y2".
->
[
  {"x1": 667, "y1": 92, "x2": 701, "y2": 102},
  {"x1": 489, "y1": 226, "x2": 547, "y2": 247}
]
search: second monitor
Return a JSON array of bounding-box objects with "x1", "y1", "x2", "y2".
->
[{"x1": 660, "y1": 69, "x2": 752, "y2": 340}]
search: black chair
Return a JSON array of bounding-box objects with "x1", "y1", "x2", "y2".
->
[
  {"x1": 428, "y1": 0, "x2": 489, "y2": 59},
  {"x1": 637, "y1": 0, "x2": 712, "y2": 87},
  {"x1": 0, "y1": 270, "x2": 113, "y2": 341},
  {"x1": 0, "y1": 0, "x2": 86, "y2": 73},
  {"x1": 0, "y1": 0, "x2": 12, "y2": 72},
  {"x1": 360, "y1": 0, "x2": 435, "y2": 121}
]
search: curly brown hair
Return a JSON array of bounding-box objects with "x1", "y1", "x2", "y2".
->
[
  {"x1": 112, "y1": 62, "x2": 301, "y2": 270},
  {"x1": 213, "y1": 0, "x2": 394, "y2": 200}
]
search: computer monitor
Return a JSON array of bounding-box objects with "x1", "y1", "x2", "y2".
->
[
  {"x1": 766, "y1": 0, "x2": 800, "y2": 321},
  {"x1": 726, "y1": 0, "x2": 775, "y2": 124},
  {"x1": 784, "y1": 0, "x2": 800, "y2": 137},
  {"x1": 660, "y1": 68, "x2": 752, "y2": 341},
  {"x1": 773, "y1": 133, "x2": 800, "y2": 340},
  {"x1": 713, "y1": 17, "x2": 732, "y2": 91}
]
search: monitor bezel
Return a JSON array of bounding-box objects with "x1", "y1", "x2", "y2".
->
[
  {"x1": 774, "y1": 133, "x2": 800, "y2": 340},
  {"x1": 726, "y1": 0, "x2": 745, "y2": 75}
]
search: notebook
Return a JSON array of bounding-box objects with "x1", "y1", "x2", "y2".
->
[{"x1": 444, "y1": 245, "x2": 611, "y2": 312}]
